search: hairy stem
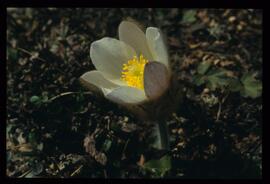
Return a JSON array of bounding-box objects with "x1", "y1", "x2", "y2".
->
[{"x1": 157, "y1": 120, "x2": 170, "y2": 151}]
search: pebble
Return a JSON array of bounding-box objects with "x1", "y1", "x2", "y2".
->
[{"x1": 228, "y1": 16, "x2": 236, "y2": 23}]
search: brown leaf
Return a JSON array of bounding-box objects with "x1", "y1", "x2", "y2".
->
[
  {"x1": 168, "y1": 37, "x2": 180, "y2": 48},
  {"x1": 18, "y1": 143, "x2": 33, "y2": 152},
  {"x1": 137, "y1": 154, "x2": 145, "y2": 167}
]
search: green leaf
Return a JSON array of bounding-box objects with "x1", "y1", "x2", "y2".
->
[
  {"x1": 102, "y1": 139, "x2": 112, "y2": 152},
  {"x1": 193, "y1": 74, "x2": 206, "y2": 86},
  {"x1": 228, "y1": 78, "x2": 242, "y2": 92},
  {"x1": 240, "y1": 72, "x2": 262, "y2": 98},
  {"x1": 28, "y1": 131, "x2": 37, "y2": 145},
  {"x1": 7, "y1": 47, "x2": 18, "y2": 61},
  {"x1": 30, "y1": 96, "x2": 42, "y2": 106},
  {"x1": 144, "y1": 155, "x2": 171, "y2": 177},
  {"x1": 205, "y1": 68, "x2": 229, "y2": 90},
  {"x1": 41, "y1": 96, "x2": 49, "y2": 103},
  {"x1": 208, "y1": 25, "x2": 224, "y2": 40},
  {"x1": 181, "y1": 10, "x2": 197, "y2": 24},
  {"x1": 197, "y1": 60, "x2": 212, "y2": 75},
  {"x1": 25, "y1": 163, "x2": 43, "y2": 178}
]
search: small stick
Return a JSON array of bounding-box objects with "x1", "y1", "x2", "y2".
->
[
  {"x1": 216, "y1": 92, "x2": 229, "y2": 121},
  {"x1": 18, "y1": 169, "x2": 33, "y2": 178},
  {"x1": 216, "y1": 101, "x2": 222, "y2": 121},
  {"x1": 121, "y1": 139, "x2": 130, "y2": 159},
  {"x1": 17, "y1": 47, "x2": 46, "y2": 62},
  {"x1": 70, "y1": 165, "x2": 83, "y2": 177},
  {"x1": 48, "y1": 91, "x2": 93, "y2": 102}
]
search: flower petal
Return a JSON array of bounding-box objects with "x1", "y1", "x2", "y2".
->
[
  {"x1": 106, "y1": 86, "x2": 147, "y2": 104},
  {"x1": 90, "y1": 37, "x2": 136, "y2": 81},
  {"x1": 119, "y1": 21, "x2": 153, "y2": 60},
  {"x1": 146, "y1": 27, "x2": 169, "y2": 68},
  {"x1": 80, "y1": 71, "x2": 118, "y2": 95},
  {"x1": 144, "y1": 61, "x2": 170, "y2": 100}
]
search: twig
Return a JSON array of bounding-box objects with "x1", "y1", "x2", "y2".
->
[
  {"x1": 48, "y1": 91, "x2": 93, "y2": 102},
  {"x1": 17, "y1": 47, "x2": 46, "y2": 62},
  {"x1": 216, "y1": 92, "x2": 229, "y2": 121},
  {"x1": 121, "y1": 139, "x2": 130, "y2": 160},
  {"x1": 17, "y1": 47, "x2": 67, "y2": 74},
  {"x1": 216, "y1": 102, "x2": 222, "y2": 121},
  {"x1": 18, "y1": 169, "x2": 33, "y2": 178},
  {"x1": 70, "y1": 165, "x2": 83, "y2": 177},
  {"x1": 46, "y1": 156, "x2": 62, "y2": 175},
  {"x1": 244, "y1": 139, "x2": 262, "y2": 155}
]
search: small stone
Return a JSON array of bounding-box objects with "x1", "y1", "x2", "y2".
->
[
  {"x1": 123, "y1": 116, "x2": 129, "y2": 122},
  {"x1": 237, "y1": 24, "x2": 243, "y2": 31},
  {"x1": 203, "y1": 88, "x2": 210, "y2": 94},
  {"x1": 228, "y1": 16, "x2": 236, "y2": 23},
  {"x1": 177, "y1": 128, "x2": 184, "y2": 135},
  {"x1": 214, "y1": 59, "x2": 220, "y2": 65}
]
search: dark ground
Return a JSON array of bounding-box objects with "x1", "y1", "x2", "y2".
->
[{"x1": 6, "y1": 8, "x2": 262, "y2": 178}]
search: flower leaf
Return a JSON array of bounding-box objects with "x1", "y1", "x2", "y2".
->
[
  {"x1": 197, "y1": 60, "x2": 212, "y2": 75},
  {"x1": 7, "y1": 47, "x2": 19, "y2": 61},
  {"x1": 193, "y1": 74, "x2": 206, "y2": 86},
  {"x1": 143, "y1": 155, "x2": 171, "y2": 177},
  {"x1": 228, "y1": 78, "x2": 242, "y2": 92},
  {"x1": 25, "y1": 163, "x2": 44, "y2": 178},
  {"x1": 240, "y1": 72, "x2": 262, "y2": 98},
  {"x1": 102, "y1": 139, "x2": 112, "y2": 152},
  {"x1": 205, "y1": 68, "x2": 229, "y2": 90},
  {"x1": 181, "y1": 10, "x2": 197, "y2": 24},
  {"x1": 30, "y1": 95, "x2": 42, "y2": 106}
]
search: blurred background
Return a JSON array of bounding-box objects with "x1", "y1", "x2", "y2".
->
[{"x1": 6, "y1": 8, "x2": 262, "y2": 178}]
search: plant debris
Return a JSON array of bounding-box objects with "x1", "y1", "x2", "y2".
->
[{"x1": 7, "y1": 8, "x2": 262, "y2": 178}]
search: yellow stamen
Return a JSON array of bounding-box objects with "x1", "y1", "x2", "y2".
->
[{"x1": 121, "y1": 54, "x2": 148, "y2": 90}]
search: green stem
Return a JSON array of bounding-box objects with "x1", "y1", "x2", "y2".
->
[
  {"x1": 157, "y1": 120, "x2": 170, "y2": 151},
  {"x1": 147, "y1": 120, "x2": 171, "y2": 177}
]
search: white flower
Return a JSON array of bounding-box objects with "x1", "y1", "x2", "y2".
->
[{"x1": 80, "y1": 21, "x2": 171, "y2": 105}]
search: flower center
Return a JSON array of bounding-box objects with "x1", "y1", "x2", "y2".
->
[{"x1": 121, "y1": 54, "x2": 148, "y2": 90}]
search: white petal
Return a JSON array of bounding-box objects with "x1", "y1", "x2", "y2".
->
[
  {"x1": 80, "y1": 71, "x2": 118, "y2": 95},
  {"x1": 105, "y1": 86, "x2": 147, "y2": 104},
  {"x1": 144, "y1": 61, "x2": 170, "y2": 100},
  {"x1": 119, "y1": 21, "x2": 153, "y2": 60},
  {"x1": 90, "y1": 37, "x2": 136, "y2": 81},
  {"x1": 146, "y1": 27, "x2": 169, "y2": 68}
]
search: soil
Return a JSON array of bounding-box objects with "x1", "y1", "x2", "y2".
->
[{"x1": 6, "y1": 8, "x2": 262, "y2": 178}]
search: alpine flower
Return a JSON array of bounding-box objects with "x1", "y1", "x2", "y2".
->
[{"x1": 80, "y1": 21, "x2": 171, "y2": 105}]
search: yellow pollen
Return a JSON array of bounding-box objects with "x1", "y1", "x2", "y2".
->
[{"x1": 121, "y1": 54, "x2": 148, "y2": 90}]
